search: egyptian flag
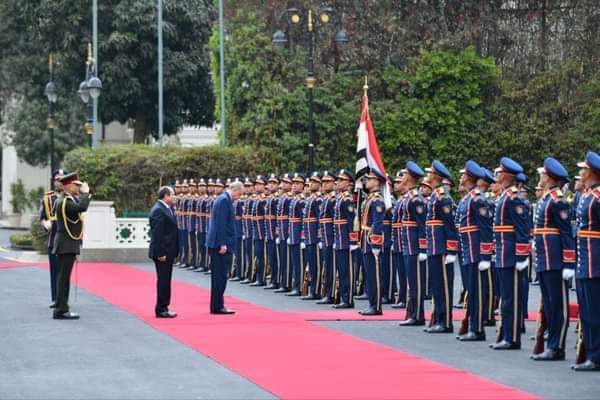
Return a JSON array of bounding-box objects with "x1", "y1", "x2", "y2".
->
[{"x1": 354, "y1": 92, "x2": 392, "y2": 210}]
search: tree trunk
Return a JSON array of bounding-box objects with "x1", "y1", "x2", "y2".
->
[{"x1": 133, "y1": 111, "x2": 147, "y2": 143}]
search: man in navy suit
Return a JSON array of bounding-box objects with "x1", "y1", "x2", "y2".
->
[
  {"x1": 149, "y1": 186, "x2": 179, "y2": 318},
  {"x1": 207, "y1": 181, "x2": 243, "y2": 314}
]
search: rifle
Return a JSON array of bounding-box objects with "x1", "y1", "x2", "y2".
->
[
  {"x1": 532, "y1": 302, "x2": 546, "y2": 355},
  {"x1": 458, "y1": 292, "x2": 470, "y2": 336},
  {"x1": 496, "y1": 299, "x2": 503, "y2": 343},
  {"x1": 575, "y1": 319, "x2": 586, "y2": 364},
  {"x1": 429, "y1": 298, "x2": 437, "y2": 328},
  {"x1": 302, "y1": 265, "x2": 310, "y2": 296}
]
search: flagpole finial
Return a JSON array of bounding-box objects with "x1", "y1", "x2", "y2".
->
[{"x1": 363, "y1": 76, "x2": 369, "y2": 97}]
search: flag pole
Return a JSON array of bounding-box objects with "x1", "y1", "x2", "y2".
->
[{"x1": 354, "y1": 76, "x2": 369, "y2": 234}]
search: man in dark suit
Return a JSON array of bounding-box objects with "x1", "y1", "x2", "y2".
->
[
  {"x1": 52, "y1": 172, "x2": 91, "y2": 320},
  {"x1": 207, "y1": 181, "x2": 242, "y2": 314},
  {"x1": 149, "y1": 186, "x2": 179, "y2": 318}
]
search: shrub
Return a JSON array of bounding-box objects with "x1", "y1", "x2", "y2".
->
[
  {"x1": 30, "y1": 216, "x2": 49, "y2": 254},
  {"x1": 10, "y1": 233, "x2": 33, "y2": 249}
]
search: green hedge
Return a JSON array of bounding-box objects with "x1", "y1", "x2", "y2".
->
[
  {"x1": 30, "y1": 216, "x2": 49, "y2": 254},
  {"x1": 10, "y1": 233, "x2": 33, "y2": 249},
  {"x1": 63, "y1": 144, "x2": 278, "y2": 215}
]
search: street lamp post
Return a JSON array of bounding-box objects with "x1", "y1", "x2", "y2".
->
[
  {"x1": 44, "y1": 54, "x2": 58, "y2": 174},
  {"x1": 78, "y1": 42, "x2": 102, "y2": 147},
  {"x1": 273, "y1": 6, "x2": 348, "y2": 172}
]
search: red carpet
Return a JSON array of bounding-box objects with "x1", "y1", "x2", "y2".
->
[
  {"x1": 65, "y1": 262, "x2": 537, "y2": 400},
  {"x1": 0, "y1": 261, "x2": 40, "y2": 269}
]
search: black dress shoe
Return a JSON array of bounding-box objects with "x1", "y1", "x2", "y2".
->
[
  {"x1": 49, "y1": 302, "x2": 57, "y2": 309},
  {"x1": 155, "y1": 310, "x2": 177, "y2": 318},
  {"x1": 228, "y1": 277, "x2": 241, "y2": 282},
  {"x1": 264, "y1": 284, "x2": 279, "y2": 290},
  {"x1": 427, "y1": 324, "x2": 453, "y2": 334},
  {"x1": 286, "y1": 289, "x2": 301, "y2": 296},
  {"x1": 491, "y1": 340, "x2": 521, "y2": 350},
  {"x1": 391, "y1": 302, "x2": 406, "y2": 309},
  {"x1": 399, "y1": 318, "x2": 425, "y2": 326},
  {"x1": 458, "y1": 332, "x2": 486, "y2": 342},
  {"x1": 355, "y1": 294, "x2": 369, "y2": 300},
  {"x1": 249, "y1": 281, "x2": 266, "y2": 287},
  {"x1": 240, "y1": 279, "x2": 252, "y2": 284},
  {"x1": 317, "y1": 298, "x2": 333, "y2": 304},
  {"x1": 211, "y1": 308, "x2": 235, "y2": 315},
  {"x1": 274, "y1": 287, "x2": 291, "y2": 293},
  {"x1": 53, "y1": 311, "x2": 80, "y2": 320},
  {"x1": 571, "y1": 360, "x2": 600, "y2": 371},
  {"x1": 359, "y1": 308, "x2": 383, "y2": 316},
  {"x1": 332, "y1": 303, "x2": 353, "y2": 309},
  {"x1": 531, "y1": 349, "x2": 565, "y2": 361},
  {"x1": 301, "y1": 294, "x2": 320, "y2": 300}
]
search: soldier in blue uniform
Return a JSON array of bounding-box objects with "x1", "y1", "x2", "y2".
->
[
  {"x1": 571, "y1": 175, "x2": 584, "y2": 239},
  {"x1": 286, "y1": 173, "x2": 305, "y2": 296},
  {"x1": 398, "y1": 162, "x2": 427, "y2": 326},
  {"x1": 250, "y1": 176, "x2": 267, "y2": 286},
  {"x1": 195, "y1": 179, "x2": 209, "y2": 273},
  {"x1": 186, "y1": 180, "x2": 199, "y2": 270},
  {"x1": 456, "y1": 161, "x2": 491, "y2": 341},
  {"x1": 477, "y1": 167, "x2": 497, "y2": 326},
  {"x1": 275, "y1": 174, "x2": 293, "y2": 293},
  {"x1": 317, "y1": 171, "x2": 336, "y2": 304},
  {"x1": 516, "y1": 172, "x2": 534, "y2": 327},
  {"x1": 381, "y1": 176, "x2": 394, "y2": 305},
  {"x1": 530, "y1": 157, "x2": 575, "y2": 361},
  {"x1": 571, "y1": 151, "x2": 600, "y2": 371},
  {"x1": 302, "y1": 172, "x2": 323, "y2": 300},
  {"x1": 229, "y1": 178, "x2": 244, "y2": 281},
  {"x1": 241, "y1": 178, "x2": 254, "y2": 284},
  {"x1": 40, "y1": 169, "x2": 65, "y2": 307},
  {"x1": 359, "y1": 170, "x2": 386, "y2": 316},
  {"x1": 491, "y1": 157, "x2": 531, "y2": 350},
  {"x1": 264, "y1": 174, "x2": 280, "y2": 289},
  {"x1": 332, "y1": 170, "x2": 357, "y2": 309},
  {"x1": 424, "y1": 160, "x2": 459, "y2": 333},
  {"x1": 174, "y1": 180, "x2": 185, "y2": 266},
  {"x1": 419, "y1": 179, "x2": 434, "y2": 301},
  {"x1": 390, "y1": 171, "x2": 407, "y2": 309},
  {"x1": 178, "y1": 180, "x2": 191, "y2": 268}
]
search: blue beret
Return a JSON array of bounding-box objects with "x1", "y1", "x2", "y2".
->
[
  {"x1": 461, "y1": 160, "x2": 484, "y2": 180},
  {"x1": 429, "y1": 160, "x2": 452, "y2": 182},
  {"x1": 337, "y1": 169, "x2": 354, "y2": 182},
  {"x1": 500, "y1": 157, "x2": 524, "y2": 175},
  {"x1": 578, "y1": 151, "x2": 600, "y2": 173},
  {"x1": 406, "y1": 161, "x2": 425, "y2": 179},
  {"x1": 541, "y1": 157, "x2": 569, "y2": 182},
  {"x1": 481, "y1": 167, "x2": 495, "y2": 184},
  {"x1": 516, "y1": 172, "x2": 528, "y2": 184}
]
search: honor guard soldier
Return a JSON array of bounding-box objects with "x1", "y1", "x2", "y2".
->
[
  {"x1": 419, "y1": 179, "x2": 434, "y2": 300},
  {"x1": 318, "y1": 171, "x2": 337, "y2": 304},
  {"x1": 52, "y1": 173, "x2": 91, "y2": 319},
  {"x1": 302, "y1": 172, "x2": 323, "y2": 300},
  {"x1": 572, "y1": 175, "x2": 584, "y2": 239},
  {"x1": 456, "y1": 161, "x2": 491, "y2": 341},
  {"x1": 477, "y1": 167, "x2": 497, "y2": 326},
  {"x1": 275, "y1": 174, "x2": 294, "y2": 293},
  {"x1": 173, "y1": 180, "x2": 182, "y2": 265},
  {"x1": 359, "y1": 170, "x2": 386, "y2": 316},
  {"x1": 40, "y1": 169, "x2": 65, "y2": 307},
  {"x1": 390, "y1": 171, "x2": 408, "y2": 309},
  {"x1": 251, "y1": 176, "x2": 267, "y2": 286},
  {"x1": 230, "y1": 178, "x2": 244, "y2": 281},
  {"x1": 187, "y1": 180, "x2": 199, "y2": 270},
  {"x1": 424, "y1": 160, "x2": 459, "y2": 333},
  {"x1": 516, "y1": 172, "x2": 534, "y2": 325},
  {"x1": 491, "y1": 157, "x2": 531, "y2": 350},
  {"x1": 195, "y1": 179, "x2": 209, "y2": 273},
  {"x1": 179, "y1": 180, "x2": 192, "y2": 268},
  {"x1": 399, "y1": 162, "x2": 428, "y2": 326},
  {"x1": 241, "y1": 178, "x2": 255, "y2": 284},
  {"x1": 381, "y1": 175, "x2": 394, "y2": 305},
  {"x1": 264, "y1": 174, "x2": 281, "y2": 289},
  {"x1": 571, "y1": 151, "x2": 600, "y2": 371},
  {"x1": 529, "y1": 157, "x2": 574, "y2": 361},
  {"x1": 287, "y1": 173, "x2": 305, "y2": 296},
  {"x1": 332, "y1": 169, "x2": 357, "y2": 309}
]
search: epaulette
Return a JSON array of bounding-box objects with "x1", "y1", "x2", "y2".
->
[
  {"x1": 549, "y1": 188, "x2": 564, "y2": 202},
  {"x1": 470, "y1": 188, "x2": 481, "y2": 198},
  {"x1": 45, "y1": 190, "x2": 54, "y2": 196},
  {"x1": 369, "y1": 191, "x2": 382, "y2": 199}
]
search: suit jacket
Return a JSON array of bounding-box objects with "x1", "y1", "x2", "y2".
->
[
  {"x1": 148, "y1": 201, "x2": 179, "y2": 261},
  {"x1": 206, "y1": 191, "x2": 235, "y2": 252},
  {"x1": 52, "y1": 193, "x2": 91, "y2": 255}
]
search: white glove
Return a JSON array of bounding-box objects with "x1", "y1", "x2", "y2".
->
[
  {"x1": 242, "y1": 235, "x2": 246, "y2": 240},
  {"x1": 287, "y1": 238, "x2": 291, "y2": 245},
  {"x1": 445, "y1": 254, "x2": 456, "y2": 265},
  {"x1": 418, "y1": 253, "x2": 427, "y2": 262},
  {"x1": 276, "y1": 238, "x2": 280, "y2": 245},
  {"x1": 318, "y1": 242, "x2": 323, "y2": 249},
  {"x1": 372, "y1": 249, "x2": 381, "y2": 258},
  {"x1": 350, "y1": 245, "x2": 359, "y2": 251},
  {"x1": 300, "y1": 242, "x2": 306, "y2": 249},
  {"x1": 515, "y1": 258, "x2": 529, "y2": 271},
  {"x1": 333, "y1": 243, "x2": 337, "y2": 250},
  {"x1": 41, "y1": 220, "x2": 52, "y2": 231},
  {"x1": 562, "y1": 268, "x2": 575, "y2": 280},
  {"x1": 478, "y1": 261, "x2": 491, "y2": 271},
  {"x1": 80, "y1": 182, "x2": 90, "y2": 194}
]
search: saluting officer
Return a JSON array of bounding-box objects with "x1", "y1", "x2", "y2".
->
[
  {"x1": 359, "y1": 170, "x2": 386, "y2": 316},
  {"x1": 390, "y1": 171, "x2": 407, "y2": 308},
  {"x1": 456, "y1": 161, "x2": 491, "y2": 342},
  {"x1": 491, "y1": 157, "x2": 531, "y2": 350},
  {"x1": 287, "y1": 173, "x2": 305, "y2": 296},
  {"x1": 332, "y1": 169, "x2": 357, "y2": 309},
  {"x1": 302, "y1": 172, "x2": 323, "y2": 300},
  {"x1": 318, "y1": 171, "x2": 336, "y2": 304},
  {"x1": 530, "y1": 157, "x2": 575, "y2": 361},
  {"x1": 264, "y1": 174, "x2": 280, "y2": 289},
  {"x1": 275, "y1": 174, "x2": 293, "y2": 293},
  {"x1": 424, "y1": 160, "x2": 459, "y2": 333},
  {"x1": 251, "y1": 176, "x2": 267, "y2": 286},
  {"x1": 571, "y1": 151, "x2": 600, "y2": 371}
]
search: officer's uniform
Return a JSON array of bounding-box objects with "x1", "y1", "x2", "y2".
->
[
  {"x1": 480, "y1": 167, "x2": 497, "y2": 324},
  {"x1": 516, "y1": 173, "x2": 533, "y2": 325},
  {"x1": 275, "y1": 174, "x2": 293, "y2": 292},
  {"x1": 572, "y1": 151, "x2": 600, "y2": 371},
  {"x1": 240, "y1": 178, "x2": 253, "y2": 283},
  {"x1": 187, "y1": 180, "x2": 199, "y2": 269},
  {"x1": 194, "y1": 179, "x2": 208, "y2": 272},
  {"x1": 302, "y1": 172, "x2": 323, "y2": 299},
  {"x1": 180, "y1": 180, "x2": 191, "y2": 267},
  {"x1": 40, "y1": 169, "x2": 64, "y2": 304},
  {"x1": 251, "y1": 176, "x2": 267, "y2": 286},
  {"x1": 457, "y1": 161, "x2": 492, "y2": 341},
  {"x1": 425, "y1": 161, "x2": 459, "y2": 333},
  {"x1": 318, "y1": 171, "x2": 336, "y2": 303},
  {"x1": 287, "y1": 173, "x2": 305, "y2": 296},
  {"x1": 359, "y1": 171, "x2": 386, "y2": 316},
  {"x1": 265, "y1": 174, "x2": 280, "y2": 289},
  {"x1": 492, "y1": 157, "x2": 531, "y2": 349},
  {"x1": 390, "y1": 172, "x2": 407, "y2": 308},
  {"x1": 173, "y1": 180, "x2": 183, "y2": 265},
  {"x1": 381, "y1": 192, "x2": 394, "y2": 304}
]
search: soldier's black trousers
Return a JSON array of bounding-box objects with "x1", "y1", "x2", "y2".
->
[
  {"x1": 197, "y1": 232, "x2": 207, "y2": 270},
  {"x1": 289, "y1": 244, "x2": 301, "y2": 291},
  {"x1": 363, "y1": 252, "x2": 382, "y2": 312},
  {"x1": 429, "y1": 255, "x2": 454, "y2": 329},
  {"x1": 405, "y1": 255, "x2": 425, "y2": 321},
  {"x1": 498, "y1": 267, "x2": 523, "y2": 344},
  {"x1": 48, "y1": 247, "x2": 58, "y2": 302},
  {"x1": 266, "y1": 240, "x2": 278, "y2": 286},
  {"x1": 321, "y1": 247, "x2": 334, "y2": 300},
  {"x1": 392, "y1": 252, "x2": 407, "y2": 305},
  {"x1": 336, "y1": 249, "x2": 354, "y2": 306},
  {"x1": 577, "y1": 278, "x2": 600, "y2": 363},
  {"x1": 54, "y1": 254, "x2": 76, "y2": 315},
  {"x1": 279, "y1": 241, "x2": 291, "y2": 289},
  {"x1": 305, "y1": 244, "x2": 320, "y2": 296},
  {"x1": 539, "y1": 270, "x2": 569, "y2": 350},
  {"x1": 467, "y1": 263, "x2": 490, "y2": 334},
  {"x1": 254, "y1": 239, "x2": 266, "y2": 284},
  {"x1": 188, "y1": 231, "x2": 197, "y2": 267},
  {"x1": 381, "y1": 247, "x2": 393, "y2": 301}
]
